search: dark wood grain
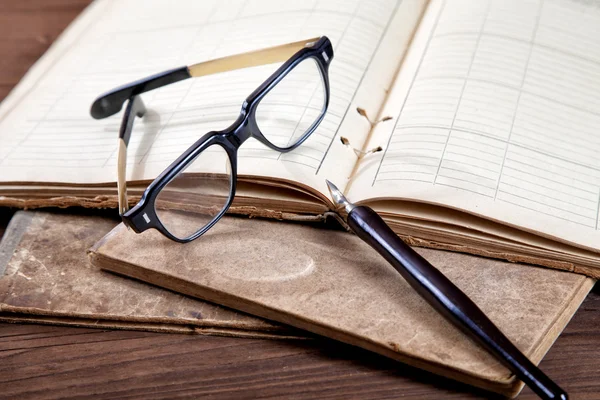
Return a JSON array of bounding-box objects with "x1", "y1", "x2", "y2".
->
[
  {"x1": 0, "y1": 2, "x2": 598, "y2": 399},
  {"x1": 0, "y1": 292, "x2": 599, "y2": 400},
  {"x1": 0, "y1": 0, "x2": 92, "y2": 102}
]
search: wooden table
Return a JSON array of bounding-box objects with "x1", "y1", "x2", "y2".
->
[{"x1": 0, "y1": 2, "x2": 599, "y2": 399}]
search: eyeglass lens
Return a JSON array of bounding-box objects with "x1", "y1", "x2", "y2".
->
[
  {"x1": 154, "y1": 144, "x2": 232, "y2": 240},
  {"x1": 255, "y1": 57, "x2": 325, "y2": 149}
]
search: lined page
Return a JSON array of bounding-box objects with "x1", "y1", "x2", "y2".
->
[
  {"x1": 350, "y1": 0, "x2": 600, "y2": 251},
  {"x1": 0, "y1": 0, "x2": 408, "y2": 195}
]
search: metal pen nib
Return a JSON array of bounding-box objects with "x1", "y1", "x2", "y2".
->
[{"x1": 325, "y1": 179, "x2": 355, "y2": 214}]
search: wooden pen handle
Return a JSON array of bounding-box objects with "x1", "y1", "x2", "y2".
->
[{"x1": 347, "y1": 205, "x2": 567, "y2": 400}]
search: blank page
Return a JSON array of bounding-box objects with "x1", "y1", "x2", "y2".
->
[{"x1": 351, "y1": 0, "x2": 600, "y2": 252}]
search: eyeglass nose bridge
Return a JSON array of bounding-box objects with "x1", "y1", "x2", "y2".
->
[
  {"x1": 222, "y1": 109, "x2": 255, "y2": 149},
  {"x1": 237, "y1": 103, "x2": 288, "y2": 153}
]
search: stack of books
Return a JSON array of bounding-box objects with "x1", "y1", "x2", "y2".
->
[{"x1": 1, "y1": 0, "x2": 599, "y2": 397}]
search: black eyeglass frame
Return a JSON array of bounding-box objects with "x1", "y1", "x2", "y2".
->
[{"x1": 91, "y1": 36, "x2": 333, "y2": 243}]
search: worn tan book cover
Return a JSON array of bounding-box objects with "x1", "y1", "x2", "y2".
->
[
  {"x1": 1, "y1": 0, "x2": 600, "y2": 276},
  {"x1": 90, "y1": 213, "x2": 594, "y2": 397},
  {"x1": 0, "y1": 211, "x2": 302, "y2": 339}
]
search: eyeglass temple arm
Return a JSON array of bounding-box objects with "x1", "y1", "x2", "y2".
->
[
  {"x1": 90, "y1": 37, "x2": 321, "y2": 120},
  {"x1": 117, "y1": 95, "x2": 146, "y2": 215}
]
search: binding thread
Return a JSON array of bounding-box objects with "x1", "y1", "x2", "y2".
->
[
  {"x1": 356, "y1": 107, "x2": 392, "y2": 127},
  {"x1": 340, "y1": 136, "x2": 382, "y2": 157}
]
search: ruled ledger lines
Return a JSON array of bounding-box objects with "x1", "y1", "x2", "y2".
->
[
  {"x1": 0, "y1": 0, "x2": 399, "y2": 176},
  {"x1": 373, "y1": 0, "x2": 600, "y2": 229}
]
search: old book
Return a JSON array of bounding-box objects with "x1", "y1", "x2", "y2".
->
[
  {"x1": 0, "y1": 210, "x2": 302, "y2": 339},
  {"x1": 1, "y1": 0, "x2": 600, "y2": 275},
  {"x1": 90, "y1": 213, "x2": 594, "y2": 398}
]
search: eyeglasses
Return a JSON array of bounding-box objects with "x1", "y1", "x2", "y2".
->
[{"x1": 91, "y1": 37, "x2": 333, "y2": 242}]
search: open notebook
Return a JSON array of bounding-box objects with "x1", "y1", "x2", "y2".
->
[{"x1": 1, "y1": 0, "x2": 600, "y2": 275}]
